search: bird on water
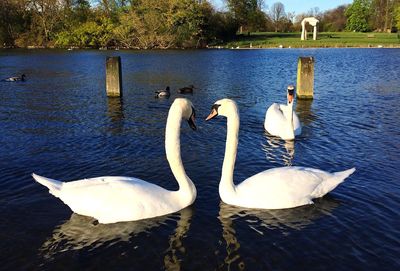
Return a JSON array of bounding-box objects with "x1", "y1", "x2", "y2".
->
[
  {"x1": 2, "y1": 74, "x2": 26, "y2": 82},
  {"x1": 177, "y1": 85, "x2": 195, "y2": 94},
  {"x1": 155, "y1": 86, "x2": 171, "y2": 98}
]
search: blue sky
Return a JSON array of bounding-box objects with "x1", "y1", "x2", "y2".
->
[{"x1": 211, "y1": 0, "x2": 353, "y2": 14}]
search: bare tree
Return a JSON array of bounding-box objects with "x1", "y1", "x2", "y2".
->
[{"x1": 269, "y1": 2, "x2": 286, "y2": 32}]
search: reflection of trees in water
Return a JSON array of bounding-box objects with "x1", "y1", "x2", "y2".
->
[
  {"x1": 262, "y1": 132, "x2": 295, "y2": 166},
  {"x1": 41, "y1": 207, "x2": 193, "y2": 270},
  {"x1": 107, "y1": 97, "x2": 124, "y2": 134},
  {"x1": 217, "y1": 197, "x2": 339, "y2": 269}
]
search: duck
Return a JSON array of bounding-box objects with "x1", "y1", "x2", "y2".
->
[
  {"x1": 33, "y1": 98, "x2": 197, "y2": 224},
  {"x1": 155, "y1": 86, "x2": 170, "y2": 98},
  {"x1": 177, "y1": 85, "x2": 195, "y2": 94},
  {"x1": 3, "y1": 74, "x2": 26, "y2": 82},
  {"x1": 206, "y1": 98, "x2": 355, "y2": 210},
  {"x1": 264, "y1": 85, "x2": 301, "y2": 140}
]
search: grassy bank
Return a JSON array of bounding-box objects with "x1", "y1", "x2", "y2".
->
[{"x1": 219, "y1": 32, "x2": 400, "y2": 49}]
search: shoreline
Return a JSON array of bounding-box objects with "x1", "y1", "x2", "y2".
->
[{"x1": 1, "y1": 45, "x2": 400, "y2": 50}]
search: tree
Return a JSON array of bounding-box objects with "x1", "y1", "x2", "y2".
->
[
  {"x1": 225, "y1": 0, "x2": 266, "y2": 33},
  {"x1": 269, "y1": 2, "x2": 286, "y2": 32},
  {"x1": 345, "y1": 0, "x2": 372, "y2": 32},
  {"x1": 320, "y1": 5, "x2": 348, "y2": 31},
  {"x1": 199, "y1": 4, "x2": 240, "y2": 44},
  {"x1": 371, "y1": 0, "x2": 399, "y2": 31},
  {"x1": 56, "y1": 17, "x2": 114, "y2": 48},
  {"x1": 26, "y1": 0, "x2": 64, "y2": 44},
  {"x1": 395, "y1": 3, "x2": 400, "y2": 29},
  {"x1": 112, "y1": 0, "x2": 211, "y2": 49},
  {"x1": 0, "y1": 0, "x2": 26, "y2": 46}
]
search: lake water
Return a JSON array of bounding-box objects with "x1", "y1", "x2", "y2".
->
[{"x1": 0, "y1": 48, "x2": 399, "y2": 270}]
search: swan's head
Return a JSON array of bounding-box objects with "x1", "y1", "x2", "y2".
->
[
  {"x1": 287, "y1": 85, "x2": 295, "y2": 104},
  {"x1": 172, "y1": 98, "x2": 196, "y2": 130},
  {"x1": 205, "y1": 98, "x2": 237, "y2": 120}
]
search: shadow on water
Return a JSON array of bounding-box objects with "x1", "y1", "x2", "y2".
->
[
  {"x1": 295, "y1": 99, "x2": 315, "y2": 127},
  {"x1": 40, "y1": 207, "x2": 193, "y2": 270},
  {"x1": 217, "y1": 197, "x2": 340, "y2": 270},
  {"x1": 106, "y1": 97, "x2": 124, "y2": 134}
]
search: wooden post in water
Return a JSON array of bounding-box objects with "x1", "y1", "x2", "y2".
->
[
  {"x1": 106, "y1": 56, "x2": 122, "y2": 97},
  {"x1": 296, "y1": 57, "x2": 314, "y2": 99}
]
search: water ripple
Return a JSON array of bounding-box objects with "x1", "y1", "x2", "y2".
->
[{"x1": 1, "y1": 48, "x2": 399, "y2": 270}]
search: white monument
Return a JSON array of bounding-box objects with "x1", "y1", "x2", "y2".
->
[{"x1": 301, "y1": 17, "x2": 319, "y2": 41}]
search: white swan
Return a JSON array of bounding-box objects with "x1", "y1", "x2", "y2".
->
[
  {"x1": 264, "y1": 85, "x2": 302, "y2": 140},
  {"x1": 33, "y1": 98, "x2": 197, "y2": 224},
  {"x1": 206, "y1": 98, "x2": 355, "y2": 209}
]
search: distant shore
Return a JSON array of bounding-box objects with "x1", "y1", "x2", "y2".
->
[
  {"x1": 221, "y1": 31, "x2": 400, "y2": 49},
  {"x1": 2, "y1": 32, "x2": 399, "y2": 50}
]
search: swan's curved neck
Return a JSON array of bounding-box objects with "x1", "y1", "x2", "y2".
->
[
  {"x1": 165, "y1": 105, "x2": 196, "y2": 205},
  {"x1": 220, "y1": 106, "x2": 240, "y2": 200},
  {"x1": 287, "y1": 99, "x2": 294, "y2": 131}
]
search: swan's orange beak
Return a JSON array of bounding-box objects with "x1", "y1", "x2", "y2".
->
[
  {"x1": 287, "y1": 93, "x2": 294, "y2": 104},
  {"x1": 206, "y1": 108, "x2": 218, "y2": 121}
]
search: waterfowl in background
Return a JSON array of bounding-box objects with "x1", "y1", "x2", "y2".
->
[
  {"x1": 264, "y1": 85, "x2": 302, "y2": 140},
  {"x1": 155, "y1": 86, "x2": 171, "y2": 98},
  {"x1": 33, "y1": 98, "x2": 197, "y2": 224},
  {"x1": 2, "y1": 74, "x2": 26, "y2": 82},
  {"x1": 206, "y1": 98, "x2": 355, "y2": 210},
  {"x1": 177, "y1": 85, "x2": 195, "y2": 94}
]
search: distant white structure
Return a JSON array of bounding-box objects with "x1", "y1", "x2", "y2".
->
[{"x1": 301, "y1": 17, "x2": 319, "y2": 41}]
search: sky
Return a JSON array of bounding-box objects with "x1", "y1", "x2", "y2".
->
[{"x1": 211, "y1": 0, "x2": 353, "y2": 14}]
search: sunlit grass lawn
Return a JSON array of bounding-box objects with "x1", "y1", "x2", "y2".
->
[{"x1": 220, "y1": 32, "x2": 400, "y2": 48}]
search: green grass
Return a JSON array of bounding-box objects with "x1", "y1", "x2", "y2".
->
[{"x1": 219, "y1": 32, "x2": 400, "y2": 48}]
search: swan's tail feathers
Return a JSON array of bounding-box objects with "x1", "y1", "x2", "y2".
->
[
  {"x1": 333, "y1": 167, "x2": 356, "y2": 180},
  {"x1": 32, "y1": 173, "x2": 63, "y2": 196},
  {"x1": 311, "y1": 168, "x2": 356, "y2": 198}
]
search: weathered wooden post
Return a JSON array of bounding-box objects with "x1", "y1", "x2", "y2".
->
[
  {"x1": 106, "y1": 56, "x2": 122, "y2": 97},
  {"x1": 296, "y1": 57, "x2": 314, "y2": 99}
]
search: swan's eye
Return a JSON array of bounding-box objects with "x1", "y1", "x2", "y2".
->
[{"x1": 211, "y1": 104, "x2": 221, "y2": 112}]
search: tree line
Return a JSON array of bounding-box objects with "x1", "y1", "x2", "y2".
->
[{"x1": 1, "y1": 0, "x2": 399, "y2": 49}]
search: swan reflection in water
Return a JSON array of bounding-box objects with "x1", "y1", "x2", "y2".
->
[
  {"x1": 41, "y1": 207, "x2": 193, "y2": 270},
  {"x1": 262, "y1": 132, "x2": 295, "y2": 166},
  {"x1": 164, "y1": 207, "x2": 193, "y2": 270},
  {"x1": 217, "y1": 197, "x2": 339, "y2": 269},
  {"x1": 263, "y1": 99, "x2": 315, "y2": 166}
]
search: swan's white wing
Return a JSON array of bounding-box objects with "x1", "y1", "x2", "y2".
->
[
  {"x1": 264, "y1": 103, "x2": 295, "y2": 139},
  {"x1": 235, "y1": 167, "x2": 332, "y2": 209},
  {"x1": 293, "y1": 112, "x2": 302, "y2": 135},
  {"x1": 57, "y1": 176, "x2": 177, "y2": 223},
  {"x1": 281, "y1": 104, "x2": 302, "y2": 135},
  {"x1": 265, "y1": 103, "x2": 287, "y2": 125},
  {"x1": 264, "y1": 103, "x2": 302, "y2": 139}
]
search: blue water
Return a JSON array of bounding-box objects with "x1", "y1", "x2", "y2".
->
[{"x1": 0, "y1": 48, "x2": 399, "y2": 270}]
